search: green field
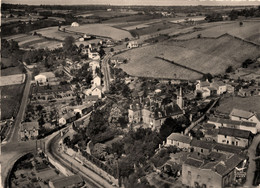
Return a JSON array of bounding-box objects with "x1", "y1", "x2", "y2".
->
[
  {"x1": 176, "y1": 20, "x2": 260, "y2": 44},
  {"x1": 66, "y1": 24, "x2": 132, "y2": 40},
  {"x1": 0, "y1": 84, "x2": 25, "y2": 120},
  {"x1": 116, "y1": 34, "x2": 260, "y2": 80},
  {"x1": 217, "y1": 96, "x2": 260, "y2": 115}
]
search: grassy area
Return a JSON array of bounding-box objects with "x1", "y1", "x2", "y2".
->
[
  {"x1": 216, "y1": 96, "x2": 260, "y2": 115},
  {"x1": 176, "y1": 20, "x2": 260, "y2": 44},
  {"x1": 66, "y1": 24, "x2": 132, "y2": 40},
  {"x1": 116, "y1": 34, "x2": 260, "y2": 80},
  {"x1": 0, "y1": 84, "x2": 25, "y2": 120}
]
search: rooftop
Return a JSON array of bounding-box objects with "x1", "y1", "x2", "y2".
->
[
  {"x1": 218, "y1": 127, "x2": 251, "y2": 139},
  {"x1": 35, "y1": 72, "x2": 55, "y2": 79},
  {"x1": 230, "y1": 108, "x2": 255, "y2": 120},
  {"x1": 190, "y1": 139, "x2": 215, "y2": 150},
  {"x1": 167, "y1": 133, "x2": 192, "y2": 144},
  {"x1": 213, "y1": 143, "x2": 243, "y2": 155},
  {"x1": 208, "y1": 116, "x2": 256, "y2": 127}
]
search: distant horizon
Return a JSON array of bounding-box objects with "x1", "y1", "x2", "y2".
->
[{"x1": 2, "y1": 0, "x2": 260, "y2": 6}]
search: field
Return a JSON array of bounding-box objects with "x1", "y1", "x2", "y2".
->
[
  {"x1": 77, "y1": 10, "x2": 138, "y2": 18},
  {"x1": 216, "y1": 96, "x2": 260, "y2": 115},
  {"x1": 66, "y1": 24, "x2": 132, "y2": 40},
  {"x1": 116, "y1": 34, "x2": 260, "y2": 80},
  {"x1": 0, "y1": 84, "x2": 25, "y2": 120},
  {"x1": 35, "y1": 26, "x2": 80, "y2": 40},
  {"x1": 0, "y1": 74, "x2": 25, "y2": 86},
  {"x1": 176, "y1": 20, "x2": 260, "y2": 44}
]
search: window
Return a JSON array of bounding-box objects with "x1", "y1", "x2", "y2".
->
[
  {"x1": 225, "y1": 135, "x2": 227, "y2": 138},
  {"x1": 201, "y1": 149, "x2": 204, "y2": 153},
  {"x1": 227, "y1": 140, "x2": 229, "y2": 144},
  {"x1": 232, "y1": 141, "x2": 234, "y2": 145},
  {"x1": 236, "y1": 141, "x2": 238, "y2": 146}
]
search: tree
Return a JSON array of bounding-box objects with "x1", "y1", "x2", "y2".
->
[
  {"x1": 226, "y1": 66, "x2": 234, "y2": 73},
  {"x1": 64, "y1": 36, "x2": 75, "y2": 53},
  {"x1": 110, "y1": 48, "x2": 114, "y2": 52},
  {"x1": 239, "y1": 22, "x2": 243, "y2": 27},
  {"x1": 242, "y1": 59, "x2": 254, "y2": 68}
]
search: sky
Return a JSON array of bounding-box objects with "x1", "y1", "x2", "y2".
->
[{"x1": 2, "y1": 0, "x2": 260, "y2": 6}]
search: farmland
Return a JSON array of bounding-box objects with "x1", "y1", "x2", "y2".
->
[
  {"x1": 116, "y1": 34, "x2": 260, "y2": 80},
  {"x1": 77, "y1": 10, "x2": 138, "y2": 18},
  {"x1": 0, "y1": 84, "x2": 25, "y2": 120},
  {"x1": 216, "y1": 96, "x2": 260, "y2": 115},
  {"x1": 65, "y1": 24, "x2": 132, "y2": 40},
  {"x1": 35, "y1": 26, "x2": 80, "y2": 40},
  {"x1": 0, "y1": 74, "x2": 25, "y2": 86},
  {"x1": 176, "y1": 20, "x2": 260, "y2": 44}
]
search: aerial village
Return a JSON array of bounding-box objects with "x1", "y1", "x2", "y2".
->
[{"x1": 1, "y1": 3, "x2": 260, "y2": 188}]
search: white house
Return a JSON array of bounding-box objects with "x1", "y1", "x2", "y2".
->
[
  {"x1": 210, "y1": 81, "x2": 227, "y2": 95},
  {"x1": 91, "y1": 86, "x2": 102, "y2": 99},
  {"x1": 217, "y1": 127, "x2": 252, "y2": 148},
  {"x1": 35, "y1": 72, "x2": 56, "y2": 85},
  {"x1": 166, "y1": 133, "x2": 192, "y2": 149},
  {"x1": 195, "y1": 80, "x2": 211, "y2": 98},
  {"x1": 230, "y1": 108, "x2": 260, "y2": 131},
  {"x1": 127, "y1": 41, "x2": 138, "y2": 49},
  {"x1": 71, "y1": 22, "x2": 79, "y2": 27},
  {"x1": 88, "y1": 49, "x2": 100, "y2": 60},
  {"x1": 92, "y1": 75, "x2": 101, "y2": 86},
  {"x1": 89, "y1": 61, "x2": 100, "y2": 72}
]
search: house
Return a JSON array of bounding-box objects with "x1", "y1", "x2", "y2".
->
[
  {"x1": 59, "y1": 112, "x2": 77, "y2": 126},
  {"x1": 127, "y1": 41, "x2": 138, "y2": 49},
  {"x1": 230, "y1": 108, "x2": 260, "y2": 130},
  {"x1": 195, "y1": 80, "x2": 211, "y2": 98},
  {"x1": 73, "y1": 103, "x2": 93, "y2": 116},
  {"x1": 211, "y1": 81, "x2": 227, "y2": 95},
  {"x1": 49, "y1": 175, "x2": 84, "y2": 188},
  {"x1": 166, "y1": 133, "x2": 192, "y2": 149},
  {"x1": 182, "y1": 153, "x2": 247, "y2": 188},
  {"x1": 128, "y1": 100, "x2": 183, "y2": 131},
  {"x1": 20, "y1": 122, "x2": 39, "y2": 140},
  {"x1": 208, "y1": 116, "x2": 258, "y2": 134},
  {"x1": 89, "y1": 61, "x2": 100, "y2": 71},
  {"x1": 217, "y1": 127, "x2": 252, "y2": 148},
  {"x1": 92, "y1": 75, "x2": 101, "y2": 86},
  {"x1": 88, "y1": 49, "x2": 100, "y2": 60},
  {"x1": 91, "y1": 86, "x2": 102, "y2": 99},
  {"x1": 34, "y1": 72, "x2": 56, "y2": 85},
  {"x1": 190, "y1": 139, "x2": 215, "y2": 155},
  {"x1": 71, "y1": 22, "x2": 79, "y2": 27}
]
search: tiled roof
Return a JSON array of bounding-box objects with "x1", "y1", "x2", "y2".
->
[
  {"x1": 200, "y1": 81, "x2": 210, "y2": 87},
  {"x1": 230, "y1": 108, "x2": 255, "y2": 119},
  {"x1": 167, "y1": 133, "x2": 192, "y2": 144},
  {"x1": 202, "y1": 123, "x2": 216, "y2": 129},
  {"x1": 184, "y1": 158, "x2": 203, "y2": 168},
  {"x1": 213, "y1": 143, "x2": 243, "y2": 154},
  {"x1": 208, "y1": 117, "x2": 256, "y2": 127},
  {"x1": 63, "y1": 112, "x2": 76, "y2": 120},
  {"x1": 190, "y1": 139, "x2": 215, "y2": 150},
  {"x1": 218, "y1": 127, "x2": 251, "y2": 139}
]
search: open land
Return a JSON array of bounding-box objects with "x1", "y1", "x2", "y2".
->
[
  {"x1": 77, "y1": 10, "x2": 138, "y2": 18},
  {"x1": 0, "y1": 74, "x2": 25, "y2": 86},
  {"x1": 65, "y1": 24, "x2": 132, "y2": 40},
  {"x1": 176, "y1": 20, "x2": 260, "y2": 44},
  {"x1": 0, "y1": 84, "x2": 25, "y2": 120},
  {"x1": 117, "y1": 34, "x2": 260, "y2": 80},
  {"x1": 216, "y1": 96, "x2": 260, "y2": 115},
  {"x1": 35, "y1": 26, "x2": 81, "y2": 40}
]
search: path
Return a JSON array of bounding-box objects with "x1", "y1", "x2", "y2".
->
[{"x1": 244, "y1": 134, "x2": 260, "y2": 187}]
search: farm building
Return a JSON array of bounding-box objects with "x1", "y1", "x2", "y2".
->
[
  {"x1": 73, "y1": 103, "x2": 93, "y2": 116},
  {"x1": 59, "y1": 112, "x2": 77, "y2": 126},
  {"x1": 71, "y1": 22, "x2": 79, "y2": 27},
  {"x1": 127, "y1": 41, "x2": 138, "y2": 49},
  {"x1": 20, "y1": 121, "x2": 39, "y2": 140},
  {"x1": 34, "y1": 72, "x2": 56, "y2": 85}
]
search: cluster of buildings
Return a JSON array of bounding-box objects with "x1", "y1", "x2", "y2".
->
[
  {"x1": 195, "y1": 79, "x2": 234, "y2": 98},
  {"x1": 128, "y1": 88, "x2": 184, "y2": 131},
  {"x1": 165, "y1": 108, "x2": 260, "y2": 187}
]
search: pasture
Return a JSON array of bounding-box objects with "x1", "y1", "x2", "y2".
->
[
  {"x1": 216, "y1": 96, "x2": 260, "y2": 115},
  {"x1": 0, "y1": 74, "x2": 25, "y2": 86},
  {"x1": 116, "y1": 34, "x2": 260, "y2": 80},
  {"x1": 35, "y1": 26, "x2": 80, "y2": 40},
  {"x1": 176, "y1": 20, "x2": 260, "y2": 44},
  {"x1": 0, "y1": 84, "x2": 25, "y2": 120},
  {"x1": 66, "y1": 24, "x2": 132, "y2": 40}
]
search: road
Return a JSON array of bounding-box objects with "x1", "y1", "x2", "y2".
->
[
  {"x1": 244, "y1": 134, "x2": 260, "y2": 187},
  {"x1": 1, "y1": 67, "x2": 34, "y2": 187},
  {"x1": 102, "y1": 53, "x2": 112, "y2": 92},
  {"x1": 46, "y1": 130, "x2": 115, "y2": 188}
]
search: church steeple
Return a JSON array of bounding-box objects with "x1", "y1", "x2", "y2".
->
[{"x1": 177, "y1": 87, "x2": 183, "y2": 110}]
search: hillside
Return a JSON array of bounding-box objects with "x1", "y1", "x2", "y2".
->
[{"x1": 117, "y1": 34, "x2": 260, "y2": 80}]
